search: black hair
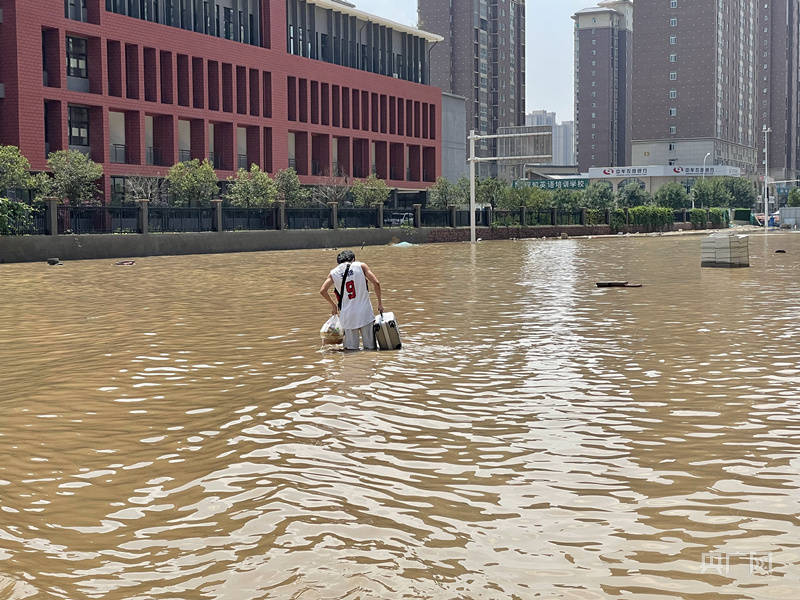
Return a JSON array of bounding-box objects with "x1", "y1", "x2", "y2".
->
[{"x1": 336, "y1": 250, "x2": 356, "y2": 264}]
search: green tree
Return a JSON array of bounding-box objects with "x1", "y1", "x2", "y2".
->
[
  {"x1": 551, "y1": 188, "x2": 582, "y2": 211},
  {"x1": 0, "y1": 197, "x2": 36, "y2": 235},
  {"x1": 428, "y1": 176, "x2": 468, "y2": 208},
  {"x1": 788, "y1": 187, "x2": 800, "y2": 207},
  {"x1": 351, "y1": 173, "x2": 390, "y2": 207},
  {"x1": 0, "y1": 145, "x2": 32, "y2": 195},
  {"x1": 274, "y1": 167, "x2": 311, "y2": 207},
  {"x1": 166, "y1": 159, "x2": 218, "y2": 207},
  {"x1": 719, "y1": 176, "x2": 756, "y2": 207},
  {"x1": 225, "y1": 164, "x2": 277, "y2": 207},
  {"x1": 692, "y1": 178, "x2": 732, "y2": 208},
  {"x1": 582, "y1": 182, "x2": 615, "y2": 210},
  {"x1": 477, "y1": 177, "x2": 509, "y2": 208},
  {"x1": 36, "y1": 150, "x2": 104, "y2": 206},
  {"x1": 654, "y1": 182, "x2": 690, "y2": 209},
  {"x1": 617, "y1": 183, "x2": 652, "y2": 208}
]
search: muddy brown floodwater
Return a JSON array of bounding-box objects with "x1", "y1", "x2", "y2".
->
[{"x1": 1, "y1": 233, "x2": 800, "y2": 599}]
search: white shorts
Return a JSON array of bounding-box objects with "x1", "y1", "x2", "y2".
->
[{"x1": 344, "y1": 322, "x2": 376, "y2": 350}]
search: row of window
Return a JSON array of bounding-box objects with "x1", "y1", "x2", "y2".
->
[
  {"x1": 54, "y1": 33, "x2": 274, "y2": 119},
  {"x1": 286, "y1": 77, "x2": 436, "y2": 141}
]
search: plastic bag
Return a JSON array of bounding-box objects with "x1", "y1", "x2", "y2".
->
[{"x1": 320, "y1": 314, "x2": 344, "y2": 345}]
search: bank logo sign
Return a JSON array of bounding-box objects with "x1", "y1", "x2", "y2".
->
[{"x1": 588, "y1": 165, "x2": 742, "y2": 178}]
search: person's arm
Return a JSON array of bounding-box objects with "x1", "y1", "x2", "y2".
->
[
  {"x1": 319, "y1": 274, "x2": 339, "y2": 315},
  {"x1": 361, "y1": 263, "x2": 383, "y2": 313}
]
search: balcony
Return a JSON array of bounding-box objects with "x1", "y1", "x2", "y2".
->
[
  {"x1": 110, "y1": 143, "x2": 127, "y2": 164},
  {"x1": 145, "y1": 146, "x2": 164, "y2": 166}
]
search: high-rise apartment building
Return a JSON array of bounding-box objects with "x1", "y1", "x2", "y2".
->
[
  {"x1": 630, "y1": 0, "x2": 760, "y2": 176},
  {"x1": 419, "y1": 0, "x2": 526, "y2": 177},
  {"x1": 526, "y1": 111, "x2": 575, "y2": 165},
  {"x1": 757, "y1": 1, "x2": 800, "y2": 182},
  {"x1": 572, "y1": 0, "x2": 632, "y2": 173}
]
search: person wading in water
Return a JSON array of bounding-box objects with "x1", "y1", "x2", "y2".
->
[{"x1": 320, "y1": 250, "x2": 383, "y2": 350}]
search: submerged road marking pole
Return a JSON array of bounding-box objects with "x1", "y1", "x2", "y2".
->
[{"x1": 469, "y1": 129, "x2": 476, "y2": 244}]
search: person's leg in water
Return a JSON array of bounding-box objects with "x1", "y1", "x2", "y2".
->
[
  {"x1": 343, "y1": 328, "x2": 360, "y2": 350},
  {"x1": 361, "y1": 322, "x2": 376, "y2": 350}
]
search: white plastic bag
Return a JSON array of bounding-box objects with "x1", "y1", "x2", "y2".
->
[{"x1": 320, "y1": 314, "x2": 344, "y2": 345}]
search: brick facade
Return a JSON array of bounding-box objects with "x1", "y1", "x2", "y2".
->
[{"x1": 0, "y1": 0, "x2": 442, "y2": 202}]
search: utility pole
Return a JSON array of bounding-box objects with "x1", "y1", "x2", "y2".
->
[{"x1": 764, "y1": 125, "x2": 771, "y2": 232}]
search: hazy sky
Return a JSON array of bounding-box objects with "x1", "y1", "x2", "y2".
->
[{"x1": 351, "y1": 0, "x2": 590, "y2": 123}]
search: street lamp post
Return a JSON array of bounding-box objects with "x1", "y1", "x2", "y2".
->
[
  {"x1": 698, "y1": 151, "x2": 711, "y2": 209},
  {"x1": 764, "y1": 125, "x2": 771, "y2": 233}
]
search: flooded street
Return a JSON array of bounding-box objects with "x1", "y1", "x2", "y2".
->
[{"x1": 1, "y1": 233, "x2": 800, "y2": 599}]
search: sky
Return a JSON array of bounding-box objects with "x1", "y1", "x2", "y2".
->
[{"x1": 351, "y1": 0, "x2": 591, "y2": 124}]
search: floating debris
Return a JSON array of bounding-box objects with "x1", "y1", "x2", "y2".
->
[
  {"x1": 46, "y1": 258, "x2": 62, "y2": 266},
  {"x1": 596, "y1": 281, "x2": 642, "y2": 288}
]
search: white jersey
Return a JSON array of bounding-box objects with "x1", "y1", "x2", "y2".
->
[{"x1": 330, "y1": 261, "x2": 375, "y2": 330}]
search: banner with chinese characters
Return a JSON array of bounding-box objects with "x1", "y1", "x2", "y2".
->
[{"x1": 513, "y1": 179, "x2": 589, "y2": 190}]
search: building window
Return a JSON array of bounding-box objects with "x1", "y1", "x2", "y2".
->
[
  {"x1": 68, "y1": 106, "x2": 90, "y2": 146},
  {"x1": 669, "y1": 125, "x2": 677, "y2": 134},
  {"x1": 670, "y1": 36, "x2": 677, "y2": 44},
  {"x1": 66, "y1": 36, "x2": 88, "y2": 78},
  {"x1": 669, "y1": 107, "x2": 677, "y2": 116},
  {"x1": 669, "y1": 90, "x2": 677, "y2": 99},
  {"x1": 669, "y1": 54, "x2": 677, "y2": 62},
  {"x1": 669, "y1": 72, "x2": 677, "y2": 80},
  {"x1": 668, "y1": 143, "x2": 676, "y2": 151},
  {"x1": 223, "y1": 8, "x2": 233, "y2": 40},
  {"x1": 65, "y1": 0, "x2": 87, "y2": 22},
  {"x1": 670, "y1": 18, "x2": 678, "y2": 26},
  {"x1": 670, "y1": 0, "x2": 678, "y2": 7}
]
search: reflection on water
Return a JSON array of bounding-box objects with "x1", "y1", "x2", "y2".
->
[{"x1": 1, "y1": 233, "x2": 800, "y2": 599}]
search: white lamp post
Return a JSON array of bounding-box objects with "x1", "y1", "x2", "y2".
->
[{"x1": 697, "y1": 151, "x2": 711, "y2": 209}]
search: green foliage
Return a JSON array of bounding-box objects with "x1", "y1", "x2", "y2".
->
[
  {"x1": 585, "y1": 209, "x2": 604, "y2": 226},
  {"x1": 477, "y1": 177, "x2": 508, "y2": 208},
  {"x1": 719, "y1": 177, "x2": 756, "y2": 207},
  {"x1": 0, "y1": 146, "x2": 32, "y2": 194},
  {"x1": 274, "y1": 167, "x2": 311, "y2": 207},
  {"x1": 36, "y1": 150, "x2": 104, "y2": 206},
  {"x1": 617, "y1": 183, "x2": 652, "y2": 208},
  {"x1": 708, "y1": 207, "x2": 730, "y2": 229},
  {"x1": 654, "y1": 182, "x2": 690, "y2": 209},
  {"x1": 628, "y1": 205, "x2": 674, "y2": 231},
  {"x1": 0, "y1": 198, "x2": 35, "y2": 235},
  {"x1": 692, "y1": 178, "x2": 733, "y2": 208},
  {"x1": 689, "y1": 208, "x2": 708, "y2": 229},
  {"x1": 166, "y1": 159, "x2": 218, "y2": 207},
  {"x1": 351, "y1": 174, "x2": 390, "y2": 207},
  {"x1": 551, "y1": 188, "x2": 582, "y2": 211},
  {"x1": 583, "y1": 182, "x2": 615, "y2": 210},
  {"x1": 428, "y1": 176, "x2": 468, "y2": 208},
  {"x1": 225, "y1": 164, "x2": 276, "y2": 207},
  {"x1": 732, "y1": 208, "x2": 752, "y2": 221},
  {"x1": 787, "y1": 188, "x2": 800, "y2": 207},
  {"x1": 609, "y1": 208, "x2": 627, "y2": 232}
]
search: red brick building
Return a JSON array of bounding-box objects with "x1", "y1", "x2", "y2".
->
[{"x1": 0, "y1": 0, "x2": 442, "y2": 202}]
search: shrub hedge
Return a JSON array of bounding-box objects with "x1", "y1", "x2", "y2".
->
[{"x1": 0, "y1": 198, "x2": 35, "y2": 235}]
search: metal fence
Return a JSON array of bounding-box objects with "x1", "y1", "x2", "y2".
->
[
  {"x1": 1, "y1": 207, "x2": 48, "y2": 235},
  {"x1": 58, "y1": 205, "x2": 139, "y2": 234},
  {"x1": 492, "y1": 210, "x2": 521, "y2": 226},
  {"x1": 338, "y1": 208, "x2": 377, "y2": 229},
  {"x1": 148, "y1": 207, "x2": 213, "y2": 233},
  {"x1": 456, "y1": 210, "x2": 489, "y2": 227},
  {"x1": 556, "y1": 210, "x2": 583, "y2": 226},
  {"x1": 222, "y1": 207, "x2": 276, "y2": 231},
  {"x1": 525, "y1": 210, "x2": 555, "y2": 226},
  {"x1": 421, "y1": 209, "x2": 450, "y2": 228},
  {"x1": 286, "y1": 208, "x2": 330, "y2": 229}
]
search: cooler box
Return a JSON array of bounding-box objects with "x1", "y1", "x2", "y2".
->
[{"x1": 374, "y1": 312, "x2": 402, "y2": 350}]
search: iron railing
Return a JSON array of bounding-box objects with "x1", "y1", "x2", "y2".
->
[
  {"x1": 110, "y1": 144, "x2": 127, "y2": 164},
  {"x1": 222, "y1": 207, "x2": 276, "y2": 231},
  {"x1": 237, "y1": 154, "x2": 248, "y2": 170},
  {"x1": 178, "y1": 149, "x2": 192, "y2": 162},
  {"x1": 57, "y1": 205, "x2": 139, "y2": 234},
  {"x1": 337, "y1": 208, "x2": 376, "y2": 228},
  {"x1": 286, "y1": 207, "x2": 330, "y2": 229},
  {"x1": 148, "y1": 206, "x2": 214, "y2": 232},
  {"x1": 421, "y1": 209, "x2": 449, "y2": 228}
]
